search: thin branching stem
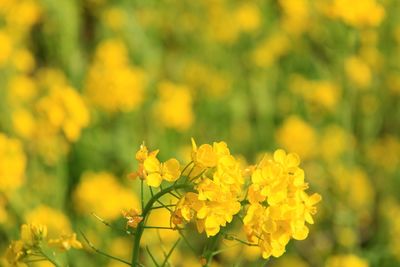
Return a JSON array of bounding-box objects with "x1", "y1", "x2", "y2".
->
[
  {"x1": 160, "y1": 238, "x2": 180, "y2": 267},
  {"x1": 145, "y1": 246, "x2": 160, "y2": 267},
  {"x1": 91, "y1": 212, "x2": 134, "y2": 235},
  {"x1": 130, "y1": 184, "x2": 191, "y2": 267},
  {"x1": 80, "y1": 231, "x2": 132, "y2": 266}
]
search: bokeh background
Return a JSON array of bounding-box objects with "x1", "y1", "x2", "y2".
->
[{"x1": 1, "y1": 0, "x2": 400, "y2": 266}]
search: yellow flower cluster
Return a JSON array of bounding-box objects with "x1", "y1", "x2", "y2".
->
[
  {"x1": 252, "y1": 32, "x2": 290, "y2": 68},
  {"x1": 85, "y1": 39, "x2": 146, "y2": 113},
  {"x1": 8, "y1": 68, "x2": 90, "y2": 164},
  {"x1": 7, "y1": 68, "x2": 90, "y2": 163},
  {"x1": 0, "y1": 0, "x2": 41, "y2": 67},
  {"x1": 279, "y1": 0, "x2": 311, "y2": 35},
  {"x1": 325, "y1": 254, "x2": 369, "y2": 267},
  {"x1": 5, "y1": 223, "x2": 81, "y2": 266},
  {"x1": 173, "y1": 140, "x2": 244, "y2": 237},
  {"x1": 329, "y1": 0, "x2": 385, "y2": 28},
  {"x1": 153, "y1": 81, "x2": 194, "y2": 132},
  {"x1": 276, "y1": 116, "x2": 317, "y2": 160},
  {"x1": 205, "y1": 1, "x2": 261, "y2": 44},
  {"x1": 73, "y1": 172, "x2": 139, "y2": 220},
  {"x1": 133, "y1": 143, "x2": 181, "y2": 187},
  {"x1": 25, "y1": 205, "x2": 72, "y2": 237},
  {"x1": 290, "y1": 75, "x2": 341, "y2": 111},
  {"x1": 344, "y1": 56, "x2": 372, "y2": 89},
  {"x1": 0, "y1": 133, "x2": 26, "y2": 192},
  {"x1": 244, "y1": 149, "x2": 321, "y2": 258},
  {"x1": 183, "y1": 62, "x2": 231, "y2": 98},
  {"x1": 35, "y1": 82, "x2": 90, "y2": 142}
]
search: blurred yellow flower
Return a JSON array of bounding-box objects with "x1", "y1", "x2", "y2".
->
[
  {"x1": 7, "y1": 74, "x2": 37, "y2": 105},
  {"x1": 73, "y1": 172, "x2": 139, "y2": 221},
  {"x1": 85, "y1": 39, "x2": 146, "y2": 113},
  {"x1": 235, "y1": 3, "x2": 261, "y2": 33},
  {"x1": 252, "y1": 32, "x2": 290, "y2": 68},
  {"x1": 153, "y1": 81, "x2": 194, "y2": 131},
  {"x1": 102, "y1": 7, "x2": 125, "y2": 31},
  {"x1": 0, "y1": 30, "x2": 13, "y2": 66},
  {"x1": 25, "y1": 205, "x2": 71, "y2": 237},
  {"x1": 290, "y1": 75, "x2": 341, "y2": 111},
  {"x1": 0, "y1": 133, "x2": 26, "y2": 192},
  {"x1": 325, "y1": 254, "x2": 369, "y2": 267},
  {"x1": 329, "y1": 0, "x2": 385, "y2": 28},
  {"x1": 276, "y1": 116, "x2": 317, "y2": 160},
  {"x1": 36, "y1": 85, "x2": 90, "y2": 142},
  {"x1": 345, "y1": 56, "x2": 372, "y2": 89},
  {"x1": 279, "y1": 0, "x2": 310, "y2": 35},
  {"x1": 12, "y1": 49, "x2": 35, "y2": 73},
  {"x1": 320, "y1": 125, "x2": 353, "y2": 162}
]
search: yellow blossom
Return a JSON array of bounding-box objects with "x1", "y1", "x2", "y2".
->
[
  {"x1": 345, "y1": 56, "x2": 372, "y2": 89},
  {"x1": 235, "y1": 3, "x2": 261, "y2": 33},
  {"x1": 144, "y1": 155, "x2": 181, "y2": 187},
  {"x1": 0, "y1": 133, "x2": 26, "y2": 192},
  {"x1": 153, "y1": 81, "x2": 194, "y2": 131},
  {"x1": 325, "y1": 254, "x2": 369, "y2": 267},
  {"x1": 85, "y1": 39, "x2": 146, "y2": 112},
  {"x1": 244, "y1": 149, "x2": 321, "y2": 259},
  {"x1": 48, "y1": 233, "x2": 82, "y2": 251},
  {"x1": 73, "y1": 172, "x2": 140, "y2": 220},
  {"x1": 174, "y1": 140, "x2": 244, "y2": 237},
  {"x1": 329, "y1": 0, "x2": 385, "y2": 28},
  {"x1": 276, "y1": 116, "x2": 317, "y2": 160},
  {"x1": 0, "y1": 30, "x2": 12, "y2": 66},
  {"x1": 122, "y1": 208, "x2": 143, "y2": 229}
]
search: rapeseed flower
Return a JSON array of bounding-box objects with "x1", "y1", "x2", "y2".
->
[
  {"x1": 244, "y1": 149, "x2": 321, "y2": 258},
  {"x1": 73, "y1": 172, "x2": 139, "y2": 220},
  {"x1": 173, "y1": 140, "x2": 244, "y2": 237},
  {"x1": 85, "y1": 39, "x2": 146, "y2": 113},
  {"x1": 0, "y1": 133, "x2": 26, "y2": 192}
]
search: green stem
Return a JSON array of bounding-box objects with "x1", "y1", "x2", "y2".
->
[
  {"x1": 81, "y1": 231, "x2": 131, "y2": 266},
  {"x1": 203, "y1": 234, "x2": 221, "y2": 267},
  {"x1": 39, "y1": 249, "x2": 61, "y2": 267},
  {"x1": 130, "y1": 184, "x2": 190, "y2": 267}
]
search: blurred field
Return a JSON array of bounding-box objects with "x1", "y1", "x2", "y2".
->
[{"x1": 1, "y1": 0, "x2": 400, "y2": 266}]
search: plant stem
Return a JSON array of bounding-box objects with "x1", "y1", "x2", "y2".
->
[
  {"x1": 203, "y1": 234, "x2": 221, "y2": 267},
  {"x1": 130, "y1": 184, "x2": 190, "y2": 267},
  {"x1": 39, "y1": 249, "x2": 61, "y2": 267}
]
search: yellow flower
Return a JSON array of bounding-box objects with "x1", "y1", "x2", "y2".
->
[
  {"x1": 0, "y1": 30, "x2": 12, "y2": 66},
  {"x1": 191, "y1": 138, "x2": 218, "y2": 168},
  {"x1": 25, "y1": 205, "x2": 71, "y2": 237},
  {"x1": 20, "y1": 223, "x2": 47, "y2": 247},
  {"x1": 122, "y1": 208, "x2": 143, "y2": 229},
  {"x1": 49, "y1": 233, "x2": 82, "y2": 251},
  {"x1": 345, "y1": 56, "x2": 372, "y2": 89},
  {"x1": 243, "y1": 149, "x2": 321, "y2": 259},
  {"x1": 252, "y1": 32, "x2": 290, "y2": 68},
  {"x1": 5, "y1": 240, "x2": 26, "y2": 266},
  {"x1": 73, "y1": 172, "x2": 139, "y2": 220},
  {"x1": 235, "y1": 3, "x2": 261, "y2": 33},
  {"x1": 174, "y1": 140, "x2": 243, "y2": 237},
  {"x1": 144, "y1": 154, "x2": 181, "y2": 187},
  {"x1": 276, "y1": 116, "x2": 317, "y2": 160},
  {"x1": 0, "y1": 133, "x2": 26, "y2": 192},
  {"x1": 325, "y1": 254, "x2": 369, "y2": 267},
  {"x1": 85, "y1": 39, "x2": 146, "y2": 112},
  {"x1": 329, "y1": 0, "x2": 385, "y2": 28},
  {"x1": 279, "y1": 0, "x2": 310, "y2": 35},
  {"x1": 153, "y1": 81, "x2": 194, "y2": 131}
]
